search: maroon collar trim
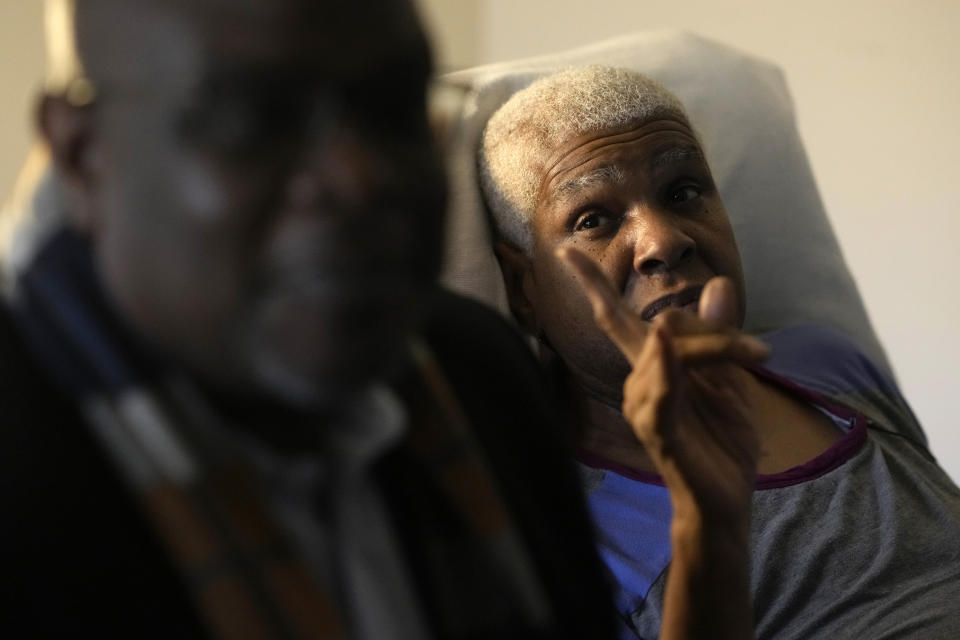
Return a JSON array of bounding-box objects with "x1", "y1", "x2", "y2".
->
[{"x1": 575, "y1": 366, "x2": 869, "y2": 491}]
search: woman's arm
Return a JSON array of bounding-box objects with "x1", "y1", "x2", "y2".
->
[{"x1": 561, "y1": 248, "x2": 761, "y2": 640}]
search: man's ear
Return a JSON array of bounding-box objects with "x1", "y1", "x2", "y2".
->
[
  {"x1": 494, "y1": 239, "x2": 539, "y2": 335},
  {"x1": 37, "y1": 93, "x2": 103, "y2": 232}
]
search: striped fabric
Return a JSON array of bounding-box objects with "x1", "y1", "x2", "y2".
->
[{"x1": 4, "y1": 225, "x2": 555, "y2": 639}]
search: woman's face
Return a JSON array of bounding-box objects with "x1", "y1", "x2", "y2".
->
[{"x1": 504, "y1": 118, "x2": 745, "y2": 403}]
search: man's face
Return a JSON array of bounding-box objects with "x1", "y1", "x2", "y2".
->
[
  {"x1": 72, "y1": 0, "x2": 444, "y2": 407},
  {"x1": 515, "y1": 118, "x2": 744, "y2": 402}
]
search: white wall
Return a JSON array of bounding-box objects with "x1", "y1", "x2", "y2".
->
[{"x1": 418, "y1": 0, "x2": 960, "y2": 480}]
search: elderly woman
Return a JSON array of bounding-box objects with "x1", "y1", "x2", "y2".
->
[{"x1": 479, "y1": 66, "x2": 960, "y2": 639}]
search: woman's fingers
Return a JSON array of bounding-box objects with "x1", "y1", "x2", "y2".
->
[
  {"x1": 698, "y1": 276, "x2": 739, "y2": 328},
  {"x1": 623, "y1": 326, "x2": 680, "y2": 449},
  {"x1": 653, "y1": 309, "x2": 769, "y2": 365},
  {"x1": 669, "y1": 332, "x2": 770, "y2": 365},
  {"x1": 558, "y1": 247, "x2": 648, "y2": 358}
]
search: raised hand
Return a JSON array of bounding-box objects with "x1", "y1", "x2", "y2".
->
[
  {"x1": 559, "y1": 247, "x2": 761, "y2": 640},
  {"x1": 558, "y1": 247, "x2": 765, "y2": 508}
]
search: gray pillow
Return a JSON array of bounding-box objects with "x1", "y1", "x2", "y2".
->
[{"x1": 437, "y1": 30, "x2": 890, "y2": 373}]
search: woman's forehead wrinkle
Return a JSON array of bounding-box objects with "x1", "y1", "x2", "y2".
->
[
  {"x1": 648, "y1": 145, "x2": 704, "y2": 170},
  {"x1": 554, "y1": 165, "x2": 626, "y2": 202},
  {"x1": 537, "y1": 119, "x2": 697, "y2": 201},
  {"x1": 538, "y1": 138, "x2": 625, "y2": 210},
  {"x1": 546, "y1": 143, "x2": 703, "y2": 207}
]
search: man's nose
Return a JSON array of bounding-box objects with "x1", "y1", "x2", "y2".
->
[
  {"x1": 630, "y1": 210, "x2": 696, "y2": 275},
  {"x1": 284, "y1": 127, "x2": 394, "y2": 213}
]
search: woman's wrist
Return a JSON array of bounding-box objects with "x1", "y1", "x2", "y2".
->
[{"x1": 662, "y1": 504, "x2": 754, "y2": 640}]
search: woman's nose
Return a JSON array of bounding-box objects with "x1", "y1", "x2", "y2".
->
[{"x1": 630, "y1": 211, "x2": 696, "y2": 275}]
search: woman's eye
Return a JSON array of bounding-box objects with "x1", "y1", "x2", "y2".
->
[
  {"x1": 670, "y1": 185, "x2": 701, "y2": 203},
  {"x1": 574, "y1": 211, "x2": 610, "y2": 232}
]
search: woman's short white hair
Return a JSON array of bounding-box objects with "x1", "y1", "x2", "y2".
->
[{"x1": 478, "y1": 65, "x2": 691, "y2": 253}]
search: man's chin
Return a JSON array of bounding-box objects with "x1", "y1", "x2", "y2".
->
[
  {"x1": 242, "y1": 332, "x2": 409, "y2": 413},
  {"x1": 250, "y1": 358, "x2": 362, "y2": 411},
  {"x1": 234, "y1": 285, "x2": 426, "y2": 410}
]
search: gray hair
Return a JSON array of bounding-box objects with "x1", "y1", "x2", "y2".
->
[{"x1": 478, "y1": 65, "x2": 691, "y2": 253}]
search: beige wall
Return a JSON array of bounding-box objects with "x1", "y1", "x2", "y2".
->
[
  {"x1": 0, "y1": 2, "x2": 46, "y2": 202},
  {"x1": 420, "y1": 0, "x2": 960, "y2": 480},
  {"x1": 416, "y1": 0, "x2": 482, "y2": 71}
]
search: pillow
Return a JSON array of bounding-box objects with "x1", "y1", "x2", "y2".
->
[{"x1": 436, "y1": 30, "x2": 891, "y2": 373}]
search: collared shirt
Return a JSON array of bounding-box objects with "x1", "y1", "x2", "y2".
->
[{"x1": 213, "y1": 385, "x2": 432, "y2": 640}]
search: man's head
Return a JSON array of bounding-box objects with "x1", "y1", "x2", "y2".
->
[
  {"x1": 479, "y1": 66, "x2": 745, "y2": 402},
  {"x1": 40, "y1": 0, "x2": 445, "y2": 409}
]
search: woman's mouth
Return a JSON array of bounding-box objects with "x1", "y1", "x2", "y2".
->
[{"x1": 640, "y1": 285, "x2": 704, "y2": 321}]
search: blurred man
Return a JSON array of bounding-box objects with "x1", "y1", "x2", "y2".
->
[
  {"x1": 480, "y1": 65, "x2": 960, "y2": 639},
  {"x1": 0, "y1": 1, "x2": 615, "y2": 638}
]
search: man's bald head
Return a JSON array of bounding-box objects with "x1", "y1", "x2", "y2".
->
[
  {"x1": 67, "y1": 0, "x2": 427, "y2": 97},
  {"x1": 39, "y1": 0, "x2": 446, "y2": 411}
]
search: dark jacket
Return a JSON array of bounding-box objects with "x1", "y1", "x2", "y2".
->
[{"x1": 0, "y1": 289, "x2": 615, "y2": 638}]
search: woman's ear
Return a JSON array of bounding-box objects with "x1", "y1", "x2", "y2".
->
[
  {"x1": 494, "y1": 239, "x2": 539, "y2": 336},
  {"x1": 37, "y1": 92, "x2": 103, "y2": 232}
]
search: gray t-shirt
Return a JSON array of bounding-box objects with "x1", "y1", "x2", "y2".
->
[{"x1": 578, "y1": 325, "x2": 960, "y2": 639}]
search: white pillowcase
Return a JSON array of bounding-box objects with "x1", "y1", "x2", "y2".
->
[{"x1": 438, "y1": 30, "x2": 890, "y2": 372}]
